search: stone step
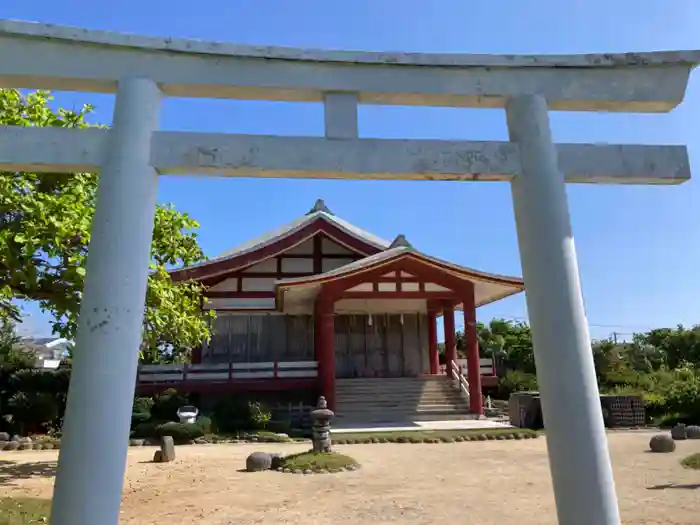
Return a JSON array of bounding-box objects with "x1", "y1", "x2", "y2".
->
[
  {"x1": 335, "y1": 412, "x2": 475, "y2": 424},
  {"x1": 337, "y1": 405, "x2": 467, "y2": 415},
  {"x1": 336, "y1": 392, "x2": 464, "y2": 401}
]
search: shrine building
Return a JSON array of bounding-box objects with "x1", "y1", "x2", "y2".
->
[{"x1": 137, "y1": 199, "x2": 525, "y2": 422}]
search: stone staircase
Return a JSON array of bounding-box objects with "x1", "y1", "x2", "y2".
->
[{"x1": 334, "y1": 376, "x2": 476, "y2": 425}]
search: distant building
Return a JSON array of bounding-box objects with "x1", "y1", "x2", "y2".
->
[{"x1": 19, "y1": 337, "x2": 72, "y2": 369}]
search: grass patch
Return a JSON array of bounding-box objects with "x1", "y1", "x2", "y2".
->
[
  {"x1": 0, "y1": 497, "x2": 51, "y2": 525},
  {"x1": 279, "y1": 451, "x2": 358, "y2": 471},
  {"x1": 331, "y1": 427, "x2": 537, "y2": 443},
  {"x1": 681, "y1": 453, "x2": 700, "y2": 470}
]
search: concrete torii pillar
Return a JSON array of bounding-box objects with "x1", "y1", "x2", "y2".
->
[{"x1": 506, "y1": 94, "x2": 619, "y2": 524}]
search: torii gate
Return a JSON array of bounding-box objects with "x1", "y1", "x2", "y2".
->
[{"x1": 0, "y1": 20, "x2": 696, "y2": 525}]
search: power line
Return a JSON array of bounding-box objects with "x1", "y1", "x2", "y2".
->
[{"x1": 452, "y1": 313, "x2": 658, "y2": 333}]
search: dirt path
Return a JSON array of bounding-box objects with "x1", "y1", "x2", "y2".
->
[{"x1": 1, "y1": 432, "x2": 699, "y2": 524}]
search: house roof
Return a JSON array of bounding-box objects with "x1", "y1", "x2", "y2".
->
[
  {"x1": 276, "y1": 235, "x2": 525, "y2": 309},
  {"x1": 170, "y1": 199, "x2": 391, "y2": 280}
]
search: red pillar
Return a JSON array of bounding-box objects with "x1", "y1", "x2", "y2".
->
[
  {"x1": 443, "y1": 304, "x2": 456, "y2": 376},
  {"x1": 427, "y1": 304, "x2": 439, "y2": 375},
  {"x1": 463, "y1": 286, "x2": 483, "y2": 415},
  {"x1": 314, "y1": 295, "x2": 336, "y2": 410}
]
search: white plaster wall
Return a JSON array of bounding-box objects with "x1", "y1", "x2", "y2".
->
[
  {"x1": 321, "y1": 237, "x2": 354, "y2": 254},
  {"x1": 204, "y1": 297, "x2": 276, "y2": 309},
  {"x1": 286, "y1": 238, "x2": 314, "y2": 255},
  {"x1": 321, "y1": 257, "x2": 355, "y2": 272},
  {"x1": 241, "y1": 277, "x2": 276, "y2": 291},
  {"x1": 334, "y1": 298, "x2": 426, "y2": 313},
  {"x1": 208, "y1": 278, "x2": 239, "y2": 292},
  {"x1": 281, "y1": 257, "x2": 314, "y2": 273},
  {"x1": 424, "y1": 283, "x2": 451, "y2": 292},
  {"x1": 243, "y1": 259, "x2": 277, "y2": 273}
]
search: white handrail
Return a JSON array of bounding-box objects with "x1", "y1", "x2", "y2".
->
[{"x1": 449, "y1": 359, "x2": 470, "y2": 404}]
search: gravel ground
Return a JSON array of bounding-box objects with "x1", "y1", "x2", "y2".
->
[{"x1": 1, "y1": 432, "x2": 699, "y2": 524}]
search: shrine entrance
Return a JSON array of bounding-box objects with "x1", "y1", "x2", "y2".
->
[{"x1": 1, "y1": 20, "x2": 696, "y2": 525}]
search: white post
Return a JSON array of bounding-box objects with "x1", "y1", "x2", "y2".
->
[
  {"x1": 50, "y1": 78, "x2": 162, "y2": 525},
  {"x1": 323, "y1": 92, "x2": 359, "y2": 139},
  {"x1": 506, "y1": 95, "x2": 620, "y2": 525}
]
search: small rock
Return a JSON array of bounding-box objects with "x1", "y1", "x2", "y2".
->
[
  {"x1": 153, "y1": 450, "x2": 163, "y2": 462},
  {"x1": 330, "y1": 468, "x2": 341, "y2": 473},
  {"x1": 43, "y1": 443, "x2": 54, "y2": 450},
  {"x1": 129, "y1": 439, "x2": 145, "y2": 447},
  {"x1": 292, "y1": 469, "x2": 302, "y2": 474},
  {"x1": 17, "y1": 436, "x2": 32, "y2": 444},
  {"x1": 18, "y1": 442, "x2": 33, "y2": 450},
  {"x1": 686, "y1": 425, "x2": 700, "y2": 440},
  {"x1": 246, "y1": 452, "x2": 272, "y2": 472},
  {"x1": 282, "y1": 467, "x2": 292, "y2": 473},
  {"x1": 3, "y1": 441, "x2": 19, "y2": 451},
  {"x1": 0, "y1": 432, "x2": 9, "y2": 442},
  {"x1": 650, "y1": 434, "x2": 676, "y2": 453},
  {"x1": 269, "y1": 453, "x2": 283, "y2": 470},
  {"x1": 194, "y1": 438, "x2": 208, "y2": 445},
  {"x1": 33, "y1": 443, "x2": 43, "y2": 450},
  {"x1": 671, "y1": 424, "x2": 687, "y2": 441},
  {"x1": 346, "y1": 464, "x2": 357, "y2": 471},
  {"x1": 316, "y1": 469, "x2": 328, "y2": 474},
  {"x1": 158, "y1": 436, "x2": 176, "y2": 462},
  {"x1": 303, "y1": 469, "x2": 312, "y2": 475}
]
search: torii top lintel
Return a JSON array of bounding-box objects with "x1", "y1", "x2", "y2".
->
[{"x1": 1, "y1": 20, "x2": 699, "y2": 111}]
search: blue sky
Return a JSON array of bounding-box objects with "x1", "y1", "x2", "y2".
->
[{"x1": 7, "y1": 0, "x2": 700, "y2": 341}]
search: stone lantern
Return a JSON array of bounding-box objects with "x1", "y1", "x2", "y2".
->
[{"x1": 310, "y1": 396, "x2": 334, "y2": 453}]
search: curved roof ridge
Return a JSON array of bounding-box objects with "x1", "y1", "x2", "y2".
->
[
  {"x1": 178, "y1": 203, "x2": 391, "y2": 272},
  {"x1": 276, "y1": 246, "x2": 523, "y2": 287}
]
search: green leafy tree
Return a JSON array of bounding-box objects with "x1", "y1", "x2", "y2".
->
[
  {"x1": 0, "y1": 89, "x2": 214, "y2": 362},
  {"x1": 458, "y1": 318, "x2": 535, "y2": 372}
]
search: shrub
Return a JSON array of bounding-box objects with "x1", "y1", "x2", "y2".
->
[
  {"x1": 664, "y1": 378, "x2": 700, "y2": 421},
  {"x1": 132, "y1": 397, "x2": 154, "y2": 416},
  {"x1": 196, "y1": 415, "x2": 212, "y2": 434},
  {"x1": 496, "y1": 370, "x2": 538, "y2": 398},
  {"x1": 131, "y1": 412, "x2": 151, "y2": 429},
  {"x1": 213, "y1": 397, "x2": 271, "y2": 433},
  {"x1": 150, "y1": 389, "x2": 188, "y2": 422},
  {"x1": 131, "y1": 421, "x2": 159, "y2": 439},
  {"x1": 155, "y1": 421, "x2": 204, "y2": 444},
  {"x1": 5, "y1": 391, "x2": 60, "y2": 434}
]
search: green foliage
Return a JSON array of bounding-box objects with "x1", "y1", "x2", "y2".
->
[
  {"x1": 154, "y1": 421, "x2": 204, "y2": 444},
  {"x1": 458, "y1": 319, "x2": 535, "y2": 371},
  {"x1": 0, "y1": 496, "x2": 51, "y2": 524},
  {"x1": 1, "y1": 368, "x2": 70, "y2": 434},
  {"x1": 5, "y1": 391, "x2": 59, "y2": 434},
  {"x1": 681, "y1": 453, "x2": 700, "y2": 470},
  {"x1": 279, "y1": 451, "x2": 358, "y2": 471},
  {"x1": 496, "y1": 370, "x2": 538, "y2": 398},
  {"x1": 150, "y1": 388, "x2": 188, "y2": 422},
  {"x1": 132, "y1": 396, "x2": 155, "y2": 415},
  {"x1": 0, "y1": 318, "x2": 36, "y2": 371},
  {"x1": 0, "y1": 88, "x2": 214, "y2": 363},
  {"x1": 213, "y1": 397, "x2": 272, "y2": 433},
  {"x1": 664, "y1": 377, "x2": 700, "y2": 421},
  {"x1": 196, "y1": 415, "x2": 212, "y2": 434}
]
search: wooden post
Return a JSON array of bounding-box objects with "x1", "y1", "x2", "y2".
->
[
  {"x1": 443, "y1": 304, "x2": 456, "y2": 376},
  {"x1": 463, "y1": 285, "x2": 483, "y2": 415},
  {"x1": 315, "y1": 293, "x2": 336, "y2": 410},
  {"x1": 427, "y1": 303, "x2": 439, "y2": 375}
]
